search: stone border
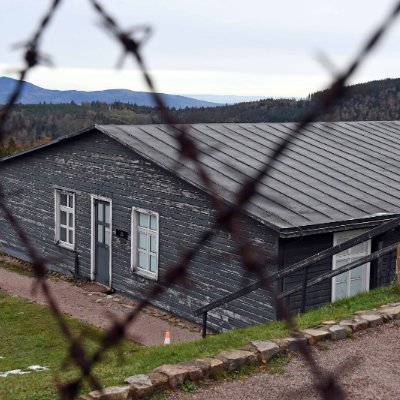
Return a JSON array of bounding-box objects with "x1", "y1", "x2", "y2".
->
[{"x1": 81, "y1": 302, "x2": 400, "y2": 400}]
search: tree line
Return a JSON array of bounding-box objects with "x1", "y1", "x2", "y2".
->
[{"x1": 1, "y1": 78, "x2": 399, "y2": 157}]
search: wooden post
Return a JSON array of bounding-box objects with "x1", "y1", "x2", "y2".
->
[
  {"x1": 202, "y1": 312, "x2": 208, "y2": 339},
  {"x1": 300, "y1": 266, "x2": 308, "y2": 314},
  {"x1": 396, "y1": 245, "x2": 400, "y2": 286}
]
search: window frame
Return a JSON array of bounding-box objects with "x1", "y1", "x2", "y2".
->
[
  {"x1": 332, "y1": 229, "x2": 371, "y2": 301},
  {"x1": 131, "y1": 207, "x2": 159, "y2": 280},
  {"x1": 54, "y1": 189, "x2": 75, "y2": 251}
]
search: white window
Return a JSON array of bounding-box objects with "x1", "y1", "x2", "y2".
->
[
  {"x1": 332, "y1": 229, "x2": 371, "y2": 301},
  {"x1": 131, "y1": 208, "x2": 159, "y2": 280},
  {"x1": 55, "y1": 189, "x2": 75, "y2": 250}
]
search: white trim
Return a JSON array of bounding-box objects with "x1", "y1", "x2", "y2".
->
[
  {"x1": 52, "y1": 185, "x2": 83, "y2": 196},
  {"x1": 131, "y1": 207, "x2": 159, "y2": 281},
  {"x1": 90, "y1": 194, "x2": 113, "y2": 288},
  {"x1": 54, "y1": 190, "x2": 58, "y2": 245},
  {"x1": 332, "y1": 229, "x2": 371, "y2": 301},
  {"x1": 54, "y1": 189, "x2": 75, "y2": 251}
]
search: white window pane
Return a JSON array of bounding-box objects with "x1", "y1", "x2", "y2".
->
[
  {"x1": 150, "y1": 235, "x2": 157, "y2": 252},
  {"x1": 337, "y1": 237, "x2": 349, "y2": 245},
  {"x1": 335, "y1": 259, "x2": 348, "y2": 269},
  {"x1": 335, "y1": 271, "x2": 348, "y2": 285},
  {"x1": 350, "y1": 264, "x2": 364, "y2": 280},
  {"x1": 150, "y1": 255, "x2": 157, "y2": 272},
  {"x1": 350, "y1": 276, "x2": 363, "y2": 296},
  {"x1": 68, "y1": 230, "x2": 73, "y2": 244},
  {"x1": 337, "y1": 248, "x2": 350, "y2": 258},
  {"x1": 139, "y1": 233, "x2": 148, "y2": 250},
  {"x1": 97, "y1": 225, "x2": 104, "y2": 243},
  {"x1": 60, "y1": 227, "x2": 67, "y2": 242},
  {"x1": 68, "y1": 213, "x2": 73, "y2": 227},
  {"x1": 105, "y1": 204, "x2": 110, "y2": 224},
  {"x1": 60, "y1": 193, "x2": 68, "y2": 206},
  {"x1": 150, "y1": 215, "x2": 157, "y2": 231},
  {"x1": 97, "y1": 203, "x2": 104, "y2": 222},
  {"x1": 139, "y1": 213, "x2": 149, "y2": 228},
  {"x1": 60, "y1": 211, "x2": 67, "y2": 225},
  {"x1": 351, "y1": 243, "x2": 365, "y2": 254},
  {"x1": 335, "y1": 279, "x2": 348, "y2": 300},
  {"x1": 105, "y1": 227, "x2": 110, "y2": 246},
  {"x1": 138, "y1": 252, "x2": 147, "y2": 269},
  {"x1": 68, "y1": 194, "x2": 74, "y2": 208}
]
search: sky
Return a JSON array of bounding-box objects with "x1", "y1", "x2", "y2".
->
[{"x1": 1, "y1": 0, "x2": 400, "y2": 97}]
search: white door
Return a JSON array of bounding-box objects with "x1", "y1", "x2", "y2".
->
[{"x1": 332, "y1": 230, "x2": 371, "y2": 301}]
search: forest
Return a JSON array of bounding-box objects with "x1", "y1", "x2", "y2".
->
[{"x1": 1, "y1": 77, "x2": 400, "y2": 157}]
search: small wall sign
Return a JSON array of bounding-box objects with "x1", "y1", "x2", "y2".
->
[{"x1": 116, "y1": 229, "x2": 128, "y2": 239}]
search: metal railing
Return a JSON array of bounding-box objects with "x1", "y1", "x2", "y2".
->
[{"x1": 194, "y1": 216, "x2": 400, "y2": 337}]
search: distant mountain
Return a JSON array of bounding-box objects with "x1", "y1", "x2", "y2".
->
[{"x1": 0, "y1": 76, "x2": 220, "y2": 109}]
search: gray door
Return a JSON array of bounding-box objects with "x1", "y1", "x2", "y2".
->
[{"x1": 95, "y1": 199, "x2": 111, "y2": 286}]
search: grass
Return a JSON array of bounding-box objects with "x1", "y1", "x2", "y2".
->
[
  {"x1": 181, "y1": 379, "x2": 198, "y2": 393},
  {"x1": 0, "y1": 284, "x2": 399, "y2": 399},
  {"x1": 0, "y1": 261, "x2": 35, "y2": 277},
  {"x1": 266, "y1": 354, "x2": 290, "y2": 374},
  {"x1": 0, "y1": 291, "x2": 140, "y2": 400}
]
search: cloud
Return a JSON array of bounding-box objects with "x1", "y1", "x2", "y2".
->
[
  {"x1": 1, "y1": 0, "x2": 400, "y2": 96},
  {"x1": 0, "y1": 64, "x2": 333, "y2": 97}
]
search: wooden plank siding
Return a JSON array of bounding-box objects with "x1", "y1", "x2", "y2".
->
[
  {"x1": 370, "y1": 228, "x2": 400, "y2": 288},
  {"x1": 280, "y1": 229, "x2": 398, "y2": 315},
  {"x1": 0, "y1": 129, "x2": 279, "y2": 331},
  {"x1": 279, "y1": 233, "x2": 333, "y2": 315}
]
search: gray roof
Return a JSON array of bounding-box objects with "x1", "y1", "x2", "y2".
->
[{"x1": 4, "y1": 121, "x2": 400, "y2": 236}]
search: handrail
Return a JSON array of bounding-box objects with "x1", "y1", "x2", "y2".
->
[
  {"x1": 195, "y1": 217, "x2": 400, "y2": 338},
  {"x1": 194, "y1": 216, "x2": 400, "y2": 317},
  {"x1": 278, "y1": 240, "x2": 400, "y2": 299}
]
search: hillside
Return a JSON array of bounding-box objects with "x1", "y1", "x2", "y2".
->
[
  {"x1": 0, "y1": 77, "x2": 219, "y2": 109},
  {"x1": 174, "y1": 78, "x2": 400, "y2": 123},
  {"x1": 310, "y1": 78, "x2": 400, "y2": 121},
  {"x1": 1, "y1": 78, "x2": 400, "y2": 157}
]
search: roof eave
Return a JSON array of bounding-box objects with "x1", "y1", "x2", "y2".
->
[{"x1": 279, "y1": 213, "x2": 400, "y2": 238}]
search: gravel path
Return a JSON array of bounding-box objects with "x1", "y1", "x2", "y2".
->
[
  {"x1": 0, "y1": 267, "x2": 201, "y2": 346},
  {"x1": 168, "y1": 321, "x2": 400, "y2": 400}
]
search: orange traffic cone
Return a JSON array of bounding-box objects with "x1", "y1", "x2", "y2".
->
[{"x1": 164, "y1": 331, "x2": 171, "y2": 345}]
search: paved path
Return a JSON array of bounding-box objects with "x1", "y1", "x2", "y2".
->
[
  {"x1": 0, "y1": 268, "x2": 201, "y2": 346},
  {"x1": 168, "y1": 321, "x2": 400, "y2": 400}
]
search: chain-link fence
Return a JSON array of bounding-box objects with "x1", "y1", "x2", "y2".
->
[{"x1": 1, "y1": 1, "x2": 400, "y2": 398}]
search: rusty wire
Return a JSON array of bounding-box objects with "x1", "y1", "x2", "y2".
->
[{"x1": 1, "y1": 0, "x2": 400, "y2": 398}]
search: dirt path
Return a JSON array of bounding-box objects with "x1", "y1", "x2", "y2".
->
[
  {"x1": 0, "y1": 267, "x2": 201, "y2": 346},
  {"x1": 168, "y1": 321, "x2": 400, "y2": 400}
]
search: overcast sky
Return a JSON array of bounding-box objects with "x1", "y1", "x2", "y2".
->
[{"x1": 1, "y1": 0, "x2": 400, "y2": 97}]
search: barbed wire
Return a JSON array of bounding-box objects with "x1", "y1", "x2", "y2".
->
[{"x1": 1, "y1": 0, "x2": 400, "y2": 399}]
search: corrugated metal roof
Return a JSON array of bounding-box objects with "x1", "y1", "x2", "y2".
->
[
  {"x1": 96, "y1": 122, "x2": 400, "y2": 233},
  {"x1": 3, "y1": 121, "x2": 400, "y2": 235}
]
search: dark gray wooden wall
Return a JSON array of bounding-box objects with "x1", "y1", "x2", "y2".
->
[
  {"x1": 280, "y1": 229, "x2": 398, "y2": 315},
  {"x1": 370, "y1": 228, "x2": 399, "y2": 288},
  {"x1": 280, "y1": 233, "x2": 333, "y2": 314},
  {"x1": 0, "y1": 129, "x2": 279, "y2": 331}
]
